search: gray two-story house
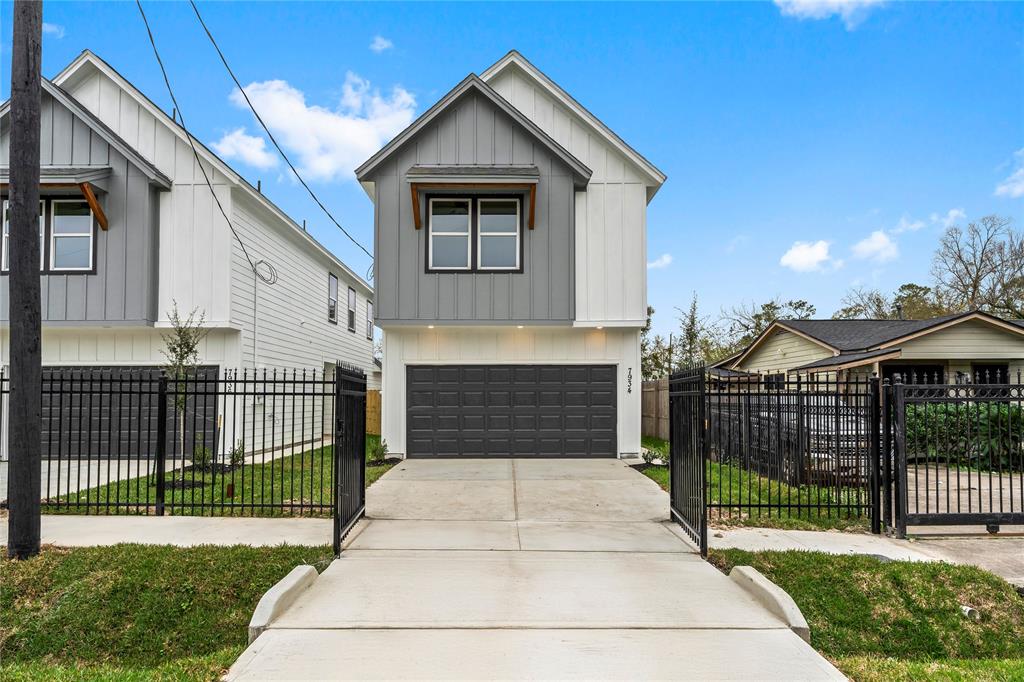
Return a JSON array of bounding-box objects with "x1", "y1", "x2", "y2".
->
[{"x1": 356, "y1": 51, "x2": 665, "y2": 458}]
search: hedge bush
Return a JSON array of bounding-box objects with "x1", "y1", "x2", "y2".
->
[{"x1": 904, "y1": 402, "x2": 1023, "y2": 470}]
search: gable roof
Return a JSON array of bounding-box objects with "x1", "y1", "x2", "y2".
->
[
  {"x1": 481, "y1": 50, "x2": 667, "y2": 194},
  {"x1": 1, "y1": 79, "x2": 172, "y2": 190},
  {"x1": 355, "y1": 74, "x2": 592, "y2": 186},
  {"x1": 730, "y1": 310, "x2": 1024, "y2": 370},
  {"x1": 49, "y1": 50, "x2": 372, "y2": 295}
]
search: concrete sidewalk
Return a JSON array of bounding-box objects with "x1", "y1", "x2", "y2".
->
[
  {"x1": 0, "y1": 514, "x2": 335, "y2": 548},
  {"x1": 226, "y1": 459, "x2": 843, "y2": 681}
]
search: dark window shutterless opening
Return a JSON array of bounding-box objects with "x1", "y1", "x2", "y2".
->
[
  {"x1": 366, "y1": 301, "x2": 374, "y2": 340},
  {"x1": 327, "y1": 273, "x2": 338, "y2": 324},
  {"x1": 347, "y1": 287, "x2": 357, "y2": 332}
]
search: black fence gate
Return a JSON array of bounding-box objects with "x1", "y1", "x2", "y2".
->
[
  {"x1": 0, "y1": 365, "x2": 366, "y2": 554},
  {"x1": 668, "y1": 366, "x2": 708, "y2": 556},
  {"x1": 887, "y1": 373, "x2": 1024, "y2": 537},
  {"x1": 333, "y1": 364, "x2": 367, "y2": 554}
]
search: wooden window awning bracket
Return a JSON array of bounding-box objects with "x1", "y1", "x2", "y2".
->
[
  {"x1": 410, "y1": 182, "x2": 536, "y2": 230},
  {"x1": 78, "y1": 183, "x2": 108, "y2": 231}
]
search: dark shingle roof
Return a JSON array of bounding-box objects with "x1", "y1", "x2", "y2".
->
[
  {"x1": 780, "y1": 313, "x2": 967, "y2": 351},
  {"x1": 792, "y1": 348, "x2": 902, "y2": 371}
]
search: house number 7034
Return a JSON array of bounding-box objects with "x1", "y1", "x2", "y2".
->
[{"x1": 627, "y1": 368, "x2": 633, "y2": 394}]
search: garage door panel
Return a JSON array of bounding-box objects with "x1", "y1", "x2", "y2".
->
[{"x1": 407, "y1": 364, "x2": 617, "y2": 458}]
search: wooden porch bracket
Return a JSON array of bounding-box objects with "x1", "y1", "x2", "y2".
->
[{"x1": 78, "y1": 183, "x2": 108, "y2": 231}]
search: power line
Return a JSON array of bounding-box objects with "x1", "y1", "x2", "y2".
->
[
  {"x1": 134, "y1": 0, "x2": 277, "y2": 286},
  {"x1": 188, "y1": 0, "x2": 375, "y2": 264}
]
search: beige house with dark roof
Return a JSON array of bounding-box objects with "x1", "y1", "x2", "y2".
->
[{"x1": 722, "y1": 311, "x2": 1024, "y2": 384}]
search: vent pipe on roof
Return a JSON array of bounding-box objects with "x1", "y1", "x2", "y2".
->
[
  {"x1": 257, "y1": 179, "x2": 261, "y2": 193},
  {"x1": 896, "y1": 304, "x2": 904, "y2": 320}
]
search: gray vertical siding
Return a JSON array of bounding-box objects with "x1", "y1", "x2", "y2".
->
[
  {"x1": 0, "y1": 91, "x2": 159, "y2": 324},
  {"x1": 369, "y1": 91, "x2": 575, "y2": 324}
]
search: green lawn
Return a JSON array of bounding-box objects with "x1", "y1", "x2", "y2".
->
[
  {"x1": 46, "y1": 435, "x2": 394, "y2": 517},
  {"x1": 709, "y1": 549, "x2": 1024, "y2": 680},
  {"x1": 0, "y1": 544, "x2": 333, "y2": 681},
  {"x1": 638, "y1": 435, "x2": 868, "y2": 532}
]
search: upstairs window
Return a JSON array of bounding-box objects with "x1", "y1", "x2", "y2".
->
[
  {"x1": 327, "y1": 273, "x2": 338, "y2": 323},
  {"x1": 366, "y1": 301, "x2": 374, "y2": 340},
  {"x1": 49, "y1": 200, "x2": 94, "y2": 271},
  {"x1": 347, "y1": 286, "x2": 357, "y2": 332},
  {"x1": 428, "y1": 198, "x2": 471, "y2": 270},
  {"x1": 1, "y1": 200, "x2": 44, "y2": 270},
  {"x1": 478, "y1": 199, "x2": 520, "y2": 270},
  {"x1": 427, "y1": 196, "x2": 522, "y2": 272}
]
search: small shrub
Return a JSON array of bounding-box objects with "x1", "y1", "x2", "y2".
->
[
  {"x1": 905, "y1": 402, "x2": 1023, "y2": 470},
  {"x1": 642, "y1": 448, "x2": 659, "y2": 466},
  {"x1": 368, "y1": 438, "x2": 390, "y2": 462},
  {"x1": 192, "y1": 446, "x2": 212, "y2": 471},
  {"x1": 229, "y1": 440, "x2": 245, "y2": 468}
]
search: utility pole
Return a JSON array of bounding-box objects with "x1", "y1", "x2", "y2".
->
[{"x1": 7, "y1": 0, "x2": 43, "y2": 560}]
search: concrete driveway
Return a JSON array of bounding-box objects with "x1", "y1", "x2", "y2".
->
[{"x1": 227, "y1": 459, "x2": 843, "y2": 681}]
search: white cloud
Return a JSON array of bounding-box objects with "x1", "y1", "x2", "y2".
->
[
  {"x1": 369, "y1": 35, "x2": 394, "y2": 53},
  {"x1": 212, "y1": 128, "x2": 279, "y2": 170},
  {"x1": 995, "y1": 148, "x2": 1024, "y2": 198},
  {"x1": 852, "y1": 229, "x2": 899, "y2": 262},
  {"x1": 892, "y1": 216, "x2": 925, "y2": 234},
  {"x1": 774, "y1": 0, "x2": 885, "y2": 29},
  {"x1": 780, "y1": 240, "x2": 834, "y2": 273},
  {"x1": 229, "y1": 73, "x2": 415, "y2": 182},
  {"x1": 42, "y1": 23, "x2": 65, "y2": 39},
  {"x1": 647, "y1": 253, "x2": 673, "y2": 269},
  {"x1": 930, "y1": 208, "x2": 966, "y2": 229}
]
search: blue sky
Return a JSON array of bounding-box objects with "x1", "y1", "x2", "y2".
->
[{"x1": 2, "y1": 1, "x2": 1022, "y2": 337}]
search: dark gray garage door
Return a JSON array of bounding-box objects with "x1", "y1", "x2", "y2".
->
[{"x1": 406, "y1": 364, "x2": 617, "y2": 458}]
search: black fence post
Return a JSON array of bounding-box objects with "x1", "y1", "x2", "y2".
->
[
  {"x1": 869, "y1": 375, "x2": 881, "y2": 534},
  {"x1": 881, "y1": 378, "x2": 893, "y2": 532},
  {"x1": 332, "y1": 369, "x2": 344, "y2": 556},
  {"x1": 893, "y1": 375, "x2": 908, "y2": 538},
  {"x1": 154, "y1": 372, "x2": 168, "y2": 517}
]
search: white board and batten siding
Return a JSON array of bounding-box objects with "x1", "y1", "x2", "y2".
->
[
  {"x1": 381, "y1": 327, "x2": 642, "y2": 456},
  {"x1": 60, "y1": 66, "x2": 235, "y2": 327},
  {"x1": 738, "y1": 330, "x2": 833, "y2": 374},
  {"x1": 486, "y1": 67, "x2": 648, "y2": 326},
  {"x1": 230, "y1": 193, "x2": 375, "y2": 374}
]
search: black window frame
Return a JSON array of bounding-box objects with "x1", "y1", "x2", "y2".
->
[
  {"x1": 327, "y1": 273, "x2": 339, "y2": 324},
  {"x1": 347, "y1": 286, "x2": 357, "y2": 333},
  {"x1": 2, "y1": 197, "x2": 97, "y2": 275},
  {"x1": 425, "y1": 194, "x2": 524, "y2": 274}
]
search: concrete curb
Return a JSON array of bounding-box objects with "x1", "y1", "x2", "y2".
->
[
  {"x1": 248, "y1": 565, "x2": 319, "y2": 644},
  {"x1": 729, "y1": 566, "x2": 810, "y2": 642}
]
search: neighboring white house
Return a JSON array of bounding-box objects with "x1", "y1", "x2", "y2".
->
[
  {"x1": 356, "y1": 51, "x2": 665, "y2": 458},
  {"x1": 0, "y1": 50, "x2": 376, "y2": 382}
]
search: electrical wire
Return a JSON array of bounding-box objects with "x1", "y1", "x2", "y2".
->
[
  {"x1": 135, "y1": 0, "x2": 277, "y2": 286},
  {"x1": 188, "y1": 0, "x2": 375, "y2": 265}
]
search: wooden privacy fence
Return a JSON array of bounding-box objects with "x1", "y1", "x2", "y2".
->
[
  {"x1": 366, "y1": 389, "x2": 382, "y2": 436},
  {"x1": 642, "y1": 379, "x2": 670, "y2": 441}
]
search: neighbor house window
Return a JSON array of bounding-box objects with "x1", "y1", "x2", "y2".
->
[
  {"x1": 347, "y1": 287, "x2": 357, "y2": 332},
  {"x1": 366, "y1": 301, "x2": 374, "y2": 340},
  {"x1": 327, "y1": 273, "x2": 338, "y2": 323},
  {"x1": 1, "y1": 200, "x2": 44, "y2": 270},
  {"x1": 49, "y1": 200, "x2": 94, "y2": 271},
  {"x1": 972, "y1": 363, "x2": 1010, "y2": 384},
  {"x1": 427, "y1": 196, "x2": 522, "y2": 272},
  {"x1": 428, "y1": 198, "x2": 471, "y2": 270},
  {"x1": 763, "y1": 373, "x2": 785, "y2": 390}
]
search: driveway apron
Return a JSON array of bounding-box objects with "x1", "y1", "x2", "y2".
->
[{"x1": 227, "y1": 459, "x2": 844, "y2": 681}]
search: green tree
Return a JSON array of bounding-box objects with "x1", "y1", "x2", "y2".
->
[
  {"x1": 162, "y1": 302, "x2": 208, "y2": 474},
  {"x1": 721, "y1": 298, "x2": 816, "y2": 349}
]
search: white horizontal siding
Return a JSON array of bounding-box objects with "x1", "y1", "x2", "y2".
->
[
  {"x1": 381, "y1": 326, "x2": 641, "y2": 456},
  {"x1": 897, "y1": 320, "x2": 1024, "y2": 360},
  {"x1": 230, "y1": 194, "x2": 375, "y2": 376},
  {"x1": 487, "y1": 67, "x2": 648, "y2": 325}
]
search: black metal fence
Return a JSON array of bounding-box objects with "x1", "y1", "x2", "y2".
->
[
  {"x1": 887, "y1": 370, "x2": 1024, "y2": 536},
  {"x1": 669, "y1": 365, "x2": 707, "y2": 555},
  {"x1": 0, "y1": 366, "x2": 367, "y2": 543}
]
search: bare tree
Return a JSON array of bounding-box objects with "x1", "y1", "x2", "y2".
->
[
  {"x1": 833, "y1": 287, "x2": 892, "y2": 319},
  {"x1": 720, "y1": 298, "x2": 816, "y2": 349},
  {"x1": 931, "y1": 215, "x2": 1024, "y2": 318}
]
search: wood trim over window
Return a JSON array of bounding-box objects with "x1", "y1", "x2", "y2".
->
[{"x1": 412, "y1": 182, "x2": 536, "y2": 230}]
